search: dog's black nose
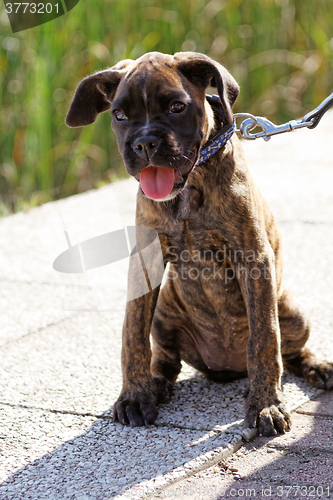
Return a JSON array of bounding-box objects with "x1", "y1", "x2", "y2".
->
[{"x1": 132, "y1": 136, "x2": 161, "y2": 160}]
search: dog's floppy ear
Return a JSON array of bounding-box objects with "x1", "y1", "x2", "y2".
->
[
  {"x1": 66, "y1": 60, "x2": 133, "y2": 128},
  {"x1": 174, "y1": 52, "x2": 239, "y2": 125}
]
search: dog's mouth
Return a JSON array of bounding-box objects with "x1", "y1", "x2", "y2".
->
[{"x1": 135, "y1": 160, "x2": 195, "y2": 201}]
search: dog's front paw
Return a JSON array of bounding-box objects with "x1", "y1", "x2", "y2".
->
[
  {"x1": 245, "y1": 391, "x2": 291, "y2": 436},
  {"x1": 112, "y1": 377, "x2": 173, "y2": 427}
]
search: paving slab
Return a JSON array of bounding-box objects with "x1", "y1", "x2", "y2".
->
[
  {"x1": 0, "y1": 404, "x2": 96, "y2": 483},
  {"x1": 296, "y1": 391, "x2": 333, "y2": 417},
  {"x1": 0, "y1": 111, "x2": 333, "y2": 499},
  {"x1": 0, "y1": 404, "x2": 242, "y2": 500}
]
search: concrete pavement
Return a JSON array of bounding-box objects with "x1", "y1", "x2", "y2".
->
[
  {"x1": 0, "y1": 111, "x2": 333, "y2": 499},
  {"x1": 156, "y1": 391, "x2": 333, "y2": 499}
]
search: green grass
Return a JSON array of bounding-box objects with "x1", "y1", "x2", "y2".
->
[{"x1": 1, "y1": 0, "x2": 333, "y2": 215}]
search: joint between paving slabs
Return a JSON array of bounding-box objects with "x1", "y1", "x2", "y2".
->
[
  {"x1": 141, "y1": 439, "x2": 243, "y2": 500},
  {"x1": 0, "y1": 316, "x2": 76, "y2": 348}
]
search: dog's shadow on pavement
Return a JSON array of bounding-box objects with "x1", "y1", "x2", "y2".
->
[
  {"x1": 214, "y1": 393, "x2": 333, "y2": 499},
  {"x1": 0, "y1": 371, "x2": 323, "y2": 500}
]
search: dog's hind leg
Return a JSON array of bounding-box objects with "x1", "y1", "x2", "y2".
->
[
  {"x1": 150, "y1": 318, "x2": 182, "y2": 388},
  {"x1": 280, "y1": 289, "x2": 333, "y2": 390},
  {"x1": 150, "y1": 339, "x2": 182, "y2": 387},
  {"x1": 279, "y1": 289, "x2": 311, "y2": 358}
]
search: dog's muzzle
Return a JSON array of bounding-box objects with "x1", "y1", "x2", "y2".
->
[{"x1": 130, "y1": 133, "x2": 197, "y2": 201}]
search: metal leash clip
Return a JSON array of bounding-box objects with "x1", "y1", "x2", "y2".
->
[
  {"x1": 234, "y1": 114, "x2": 313, "y2": 141},
  {"x1": 234, "y1": 91, "x2": 333, "y2": 141}
]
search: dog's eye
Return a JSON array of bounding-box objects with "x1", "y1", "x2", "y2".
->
[
  {"x1": 113, "y1": 110, "x2": 128, "y2": 122},
  {"x1": 169, "y1": 102, "x2": 186, "y2": 114}
]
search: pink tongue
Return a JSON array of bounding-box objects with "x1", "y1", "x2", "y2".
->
[{"x1": 140, "y1": 166, "x2": 175, "y2": 200}]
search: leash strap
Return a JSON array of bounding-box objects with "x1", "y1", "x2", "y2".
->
[{"x1": 301, "y1": 92, "x2": 333, "y2": 129}]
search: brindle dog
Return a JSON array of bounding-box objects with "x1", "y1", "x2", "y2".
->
[{"x1": 66, "y1": 52, "x2": 333, "y2": 436}]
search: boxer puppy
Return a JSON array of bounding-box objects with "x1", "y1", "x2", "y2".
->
[{"x1": 66, "y1": 52, "x2": 333, "y2": 436}]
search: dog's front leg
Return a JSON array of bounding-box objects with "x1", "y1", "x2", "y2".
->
[
  {"x1": 236, "y1": 246, "x2": 292, "y2": 436},
  {"x1": 113, "y1": 252, "x2": 172, "y2": 427}
]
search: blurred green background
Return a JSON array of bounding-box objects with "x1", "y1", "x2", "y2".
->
[{"x1": 0, "y1": 0, "x2": 333, "y2": 215}]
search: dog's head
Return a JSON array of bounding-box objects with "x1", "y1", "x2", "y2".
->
[{"x1": 66, "y1": 52, "x2": 239, "y2": 201}]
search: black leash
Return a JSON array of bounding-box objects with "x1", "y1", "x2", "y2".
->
[{"x1": 301, "y1": 92, "x2": 333, "y2": 129}]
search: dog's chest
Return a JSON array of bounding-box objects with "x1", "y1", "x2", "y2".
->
[
  {"x1": 170, "y1": 223, "x2": 229, "y2": 264},
  {"x1": 141, "y1": 184, "x2": 241, "y2": 282},
  {"x1": 161, "y1": 193, "x2": 230, "y2": 264}
]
